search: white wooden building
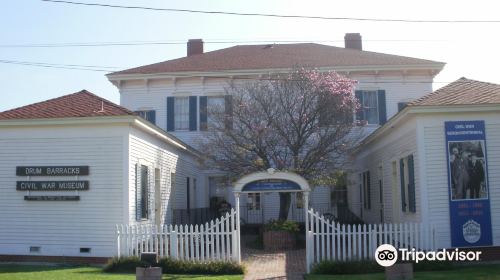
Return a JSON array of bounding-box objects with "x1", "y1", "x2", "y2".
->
[
  {"x1": 0, "y1": 91, "x2": 201, "y2": 261},
  {"x1": 105, "y1": 33, "x2": 445, "y2": 225},
  {"x1": 350, "y1": 78, "x2": 500, "y2": 253}
]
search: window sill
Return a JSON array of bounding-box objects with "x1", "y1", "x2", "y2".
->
[
  {"x1": 174, "y1": 130, "x2": 191, "y2": 132},
  {"x1": 136, "y1": 219, "x2": 149, "y2": 222}
]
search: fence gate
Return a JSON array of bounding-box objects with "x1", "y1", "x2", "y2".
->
[
  {"x1": 116, "y1": 208, "x2": 240, "y2": 263},
  {"x1": 306, "y1": 208, "x2": 437, "y2": 273}
]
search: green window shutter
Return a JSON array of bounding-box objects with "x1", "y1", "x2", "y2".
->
[
  {"x1": 398, "y1": 102, "x2": 406, "y2": 112},
  {"x1": 224, "y1": 95, "x2": 233, "y2": 130},
  {"x1": 199, "y1": 96, "x2": 208, "y2": 131},
  {"x1": 166, "y1": 97, "x2": 175, "y2": 132},
  {"x1": 148, "y1": 110, "x2": 156, "y2": 125},
  {"x1": 363, "y1": 172, "x2": 366, "y2": 209},
  {"x1": 189, "y1": 96, "x2": 197, "y2": 131},
  {"x1": 367, "y1": 171, "x2": 371, "y2": 209},
  {"x1": 136, "y1": 163, "x2": 142, "y2": 220},
  {"x1": 408, "y1": 155, "x2": 416, "y2": 213},
  {"x1": 400, "y1": 158, "x2": 406, "y2": 212},
  {"x1": 355, "y1": 90, "x2": 364, "y2": 124},
  {"x1": 377, "y1": 90, "x2": 387, "y2": 125},
  {"x1": 147, "y1": 165, "x2": 152, "y2": 219}
]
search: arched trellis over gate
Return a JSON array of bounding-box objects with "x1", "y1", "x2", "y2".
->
[{"x1": 233, "y1": 168, "x2": 311, "y2": 269}]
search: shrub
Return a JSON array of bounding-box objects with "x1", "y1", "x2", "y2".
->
[
  {"x1": 312, "y1": 258, "x2": 455, "y2": 275},
  {"x1": 262, "y1": 218, "x2": 299, "y2": 233},
  {"x1": 103, "y1": 256, "x2": 145, "y2": 273},
  {"x1": 312, "y1": 259, "x2": 384, "y2": 275},
  {"x1": 103, "y1": 256, "x2": 246, "y2": 275},
  {"x1": 156, "y1": 257, "x2": 245, "y2": 275},
  {"x1": 405, "y1": 259, "x2": 455, "y2": 271}
]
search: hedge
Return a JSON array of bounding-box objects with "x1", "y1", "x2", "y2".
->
[{"x1": 103, "y1": 256, "x2": 246, "y2": 275}]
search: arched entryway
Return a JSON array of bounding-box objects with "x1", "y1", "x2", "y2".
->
[{"x1": 233, "y1": 168, "x2": 311, "y2": 271}]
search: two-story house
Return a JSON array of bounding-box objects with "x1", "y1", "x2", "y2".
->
[{"x1": 106, "y1": 33, "x2": 445, "y2": 225}]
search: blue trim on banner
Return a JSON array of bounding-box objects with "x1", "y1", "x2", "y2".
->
[
  {"x1": 242, "y1": 179, "x2": 301, "y2": 192},
  {"x1": 445, "y1": 121, "x2": 492, "y2": 247}
]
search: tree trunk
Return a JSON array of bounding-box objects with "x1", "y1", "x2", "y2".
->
[{"x1": 278, "y1": 192, "x2": 292, "y2": 220}]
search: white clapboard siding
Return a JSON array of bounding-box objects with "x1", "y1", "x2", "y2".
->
[
  {"x1": 307, "y1": 208, "x2": 437, "y2": 267},
  {"x1": 119, "y1": 75, "x2": 433, "y2": 150},
  {"x1": 424, "y1": 120, "x2": 500, "y2": 248},
  {"x1": 0, "y1": 124, "x2": 125, "y2": 257},
  {"x1": 129, "y1": 125, "x2": 202, "y2": 228},
  {"x1": 116, "y1": 209, "x2": 239, "y2": 262},
  {"x1": 351, "y1": 127, "x2": 420, "y2": 225}
]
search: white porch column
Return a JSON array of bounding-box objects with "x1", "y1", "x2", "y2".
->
[
  {"x1": 235, "y1": 192, "x2": 241, "y2": 264},
  {"x1": 305, "y1": 192, "x2": 310, "y2": 274}
]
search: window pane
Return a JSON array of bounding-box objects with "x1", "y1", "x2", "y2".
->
[
  {"x1": 208, "y1": 97, "x2": 224, "y2": 128},
  {"x1": 175, "y1": 97, "x2": 189, "y2": 130},
  {"x1": 141, "y1": 165, "x2": 148, "y2": 219},
  {"x1": 363, "y1": 91, "x2": 378, "y2": 124}
]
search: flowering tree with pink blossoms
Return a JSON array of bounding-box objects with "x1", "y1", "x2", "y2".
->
[{"x1": 195, "y1": 68, "x2": 365, "y2": 220}]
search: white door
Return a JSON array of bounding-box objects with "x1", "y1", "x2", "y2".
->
[{"x1": 246, "y1": 193, "x2": 262, "y2": 224}]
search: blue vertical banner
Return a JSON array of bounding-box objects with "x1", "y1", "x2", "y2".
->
[{"x1": 445, "y1": 121, "x2": 492, "y2": 247}]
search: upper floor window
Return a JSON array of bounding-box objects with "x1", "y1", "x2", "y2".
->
[
  {"x1": 135, "y1": 110, "x2": 156, "y2": 125},
  {"x1": 355, "y1": 90, "x2": 387, "y2": 125},
  {"x1": 363, "y1": 91, "x2": 379, "y2": 124},
  {"x1": 207, "y1": 96, "x2": 225, "y2": 128},
  {"x1": 174, "y1": 97, "x2": 189, "y2": 131}
]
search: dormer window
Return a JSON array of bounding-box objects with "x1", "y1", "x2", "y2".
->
[{"x1": 135, "y1": 109, "x2": 156, "y2": 125}]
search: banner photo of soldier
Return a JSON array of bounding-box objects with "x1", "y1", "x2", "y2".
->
[{"x1": 448, "y1": 140, "x2": 488, "y2": 200}]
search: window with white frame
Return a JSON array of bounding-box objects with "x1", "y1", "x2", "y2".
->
[
  {"x1": 207, "y1": 96, "x2": 224, "y2": 128},
  {"x1": 136, "y1": 163, "x2": 149, "y2": 220},
  {"x1": 174, "y1": 97, "x2": 189, "y2": 130},
  {"x1": 247, "y1": 193, "x2": 261, "y2": 210},
  {"x1": 135, "y1": 110, "x2": 156, "y2": 124},
  {"x1": 363, "y1": 91, "x2": 379, "y2": 124}
]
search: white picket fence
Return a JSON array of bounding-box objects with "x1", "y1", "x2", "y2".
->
[
  {"x1": 116, "y1": 209, "x2": 239, "y2": 263},
  {"x1": 307, "y1": 208, "x2": 437, "y2": 268}
]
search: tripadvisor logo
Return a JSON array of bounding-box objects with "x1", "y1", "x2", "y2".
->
[
  {"x1": 375, "y1": 244, "x2": 398, "y2": 267},
  {"x1": 375, "y1": 244, "x2": 482, "y2": 267}
]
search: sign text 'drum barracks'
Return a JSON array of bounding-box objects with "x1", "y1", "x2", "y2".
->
[{"x1": 16, "y1": 166, "x2": 89, "y2": 176}]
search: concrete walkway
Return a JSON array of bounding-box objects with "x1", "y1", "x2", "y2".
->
[{"x1": 241, "y1": 235, "x2": 306, "y2": 280}]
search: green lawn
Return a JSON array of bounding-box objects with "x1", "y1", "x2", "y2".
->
[
  {"x1": 0, "y1": 265, "x2": 244, "y2": 280},
  {"x1": 305, "y1": 264, "x2": 500, "y2": 280}
]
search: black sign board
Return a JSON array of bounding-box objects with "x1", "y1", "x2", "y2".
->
[
  {"x1": 16, "y1": 181, "x2": 89, "y2": 191},
  {"x1": 24, "y1": 196, "x2": 80, "y2": 201},
  {"x1": 16, "y1": 166, "x2": 89, "y2": 176}
]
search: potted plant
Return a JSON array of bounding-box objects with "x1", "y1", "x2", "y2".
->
[{"x1": 262, "y1": 218, "x2": 299, "y2": 251}]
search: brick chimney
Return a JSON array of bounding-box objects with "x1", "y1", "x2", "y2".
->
[
  {"x1": 187, "y1": 39, "x2": 204, "y2": 56},
  {"x1": 344, "y1": 33, "x2": 362, "y2": 51}
]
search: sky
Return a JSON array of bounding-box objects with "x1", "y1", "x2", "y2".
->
[{"x1": 1, "y1": 0, "x2": 499, "y2": 112}]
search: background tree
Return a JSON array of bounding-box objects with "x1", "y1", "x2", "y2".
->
[{"x1": 195, "y1": 68, "x2": 365, "y2": 220}]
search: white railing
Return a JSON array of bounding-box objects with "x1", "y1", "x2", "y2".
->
[
  {"x1": 116, "y1": 209, "x2": 239, "y2": 263},
  {"x1": 307, "y1": 208, "x2": 437, "y2": 265}
]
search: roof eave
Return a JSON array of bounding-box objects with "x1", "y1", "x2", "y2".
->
[
  {"x1": 106, "y1": 63, "x2": 446, "y2": 81},
  {"x1": 360, "y1": 103, "x2": 500, "y2": 146},
  {"x1": 0, "y1": 115, "x2": 202, "y2": 157}
]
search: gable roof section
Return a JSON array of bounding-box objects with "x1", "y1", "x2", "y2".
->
[
  {"x1": 0, "y1": 90, "x2": 137, "y2": 119},
  {"x1": 360, "y1": 78, "x2": 500, "y2": 147},
  {"x1": 409, "y1": 77, "x2": 500, "y2": 106},
  {"x1": 109, "y1": 43, "x2": 444, "y2": 75}
]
